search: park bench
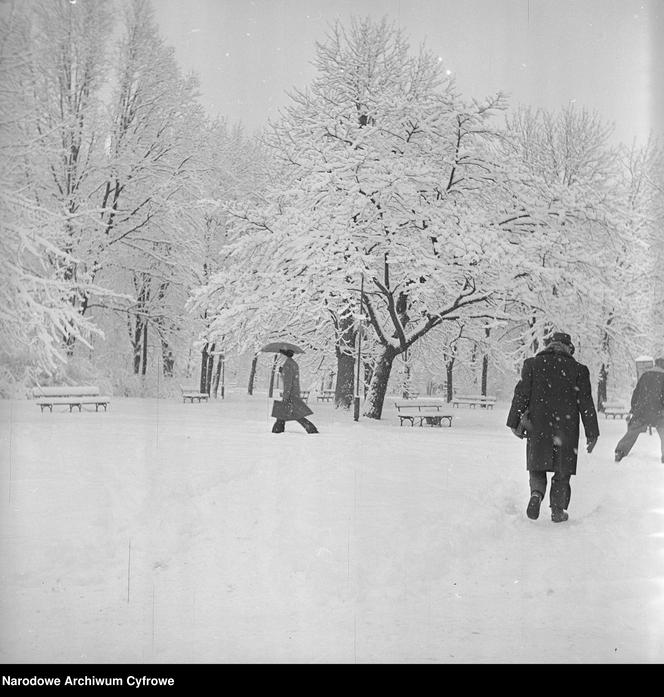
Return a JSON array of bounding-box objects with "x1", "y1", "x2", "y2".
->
[
  {"x1": 394, "y1": 400, "x2": 454, "y2": 427},
  {"x1": 279, "y1": 390, "x2": 310, "y2": 403},
  {"x1": 32, "y1": 385, "x2": 111, "y2": 413},
  {"x1": 603, "y1": 402, "x2": 630, "y2": 419},
  {"x1": 179, "y1": 385, "x2": 209, "y2": 403},
  {"x1": 452, "y1": 394, "x2": 497, "y2": 409},
  {"x1": 317, "y1": 389, "x2": 335, "y2": 402}
]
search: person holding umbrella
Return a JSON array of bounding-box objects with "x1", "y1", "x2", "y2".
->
[{"x1": 262, "y1": 342, "x2": 318, "y2": 434}]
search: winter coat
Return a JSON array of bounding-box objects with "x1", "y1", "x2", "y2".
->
[
  {"x1": 279, "y1": 356, "x2": 313, "y2": 421},
  {"x1": 629, "y1": 366, "x2": 664, "y2": 426},
  {"x1": 506, "y1": 343, "x2": 600, "y2": 475}
]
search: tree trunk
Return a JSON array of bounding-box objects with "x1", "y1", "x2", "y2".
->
[
  {"x1": 597, "y1": 363, "x2": 608, "y2": 412},
  {"x1": 446, "y1": 360, "x2": 455, "y2": 403},
  {"x1": 212, "y1": 355, "x2": 223, "y2": 398},
  {"x1": 162, "y1": 342, "x2": 174, "y2": 377},
  {"x1": 481, "y1": 355, "x2": 488, "y2": 396},
  {"x1": 268, "y1": 355, "x2": 278, "y2": 398},
  {"x1": 598, "y1": 325, "x2": 612, "y2": 412},
  {"x1": 402, "y1": 359, "x2": 412, "y2": 398},
  {"x1": 248, "y1": 354, "x2": 258, "y2": 395},
  {"x1": 334, "y1": 309, "x2": 357, "y2": 409},
  {"x1": 132, "y1": 315, "x2": 144, "y2": 375},
  {"x1": 335, "y1": 351, "x2": 355, "y2": 409},
  {"x1": 205, "y1": 343, "x2": 215, "y2": 395},
  {"x1": 141, "y1": 321, "x2": 148, "y2": 376},
  {"x1": 200, "y1": 344, "x2": 209, "y2": 394},
  {"x1": 363, "y1": 363, "x2": 373, "y2": 398},
  {"x1": 363, "y1": 346, "x2": 398, "y2": 419},
  {"x1": 481, "y1": 327, "x2": 490, "y2": 396}
]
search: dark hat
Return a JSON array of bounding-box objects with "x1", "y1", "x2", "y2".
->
[{"x1": 545, "y1": 332, "x2": 575, "y2": 354}]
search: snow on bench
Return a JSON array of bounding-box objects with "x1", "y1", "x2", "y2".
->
[
  {"x1": 32, "y1": 385, "x2": 111, "y2": 413},
  {"x1": 179, "y1": 385, "x2": 210, "y2": 403},
  {"x1": 317, "y1": 389, "x2": 335, "y2": 402},
  {"x1": 452, "y1": 394, "x2": 497, "y2": 409},
  {"x1": 394, "y1": 399, "x2": 454, "y2": 427},
  {"x1": 603, "y1": 402, "x2": 629, "y2": 419}
]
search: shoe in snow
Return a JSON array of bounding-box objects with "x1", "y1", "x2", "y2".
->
[
  {"x1": 526, "y1": 492, "x2": 543, "y2": 520},
  {"x1": 551, "y1": 508, "x2": 569, "y2": 523},
  {"x1": 614, "y1": 451, "x2": 625, "y2": 462}
]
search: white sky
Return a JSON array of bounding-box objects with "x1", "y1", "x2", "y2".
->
[{"x1": 152, "y1": 0, "x2": 663, "y2": 145}]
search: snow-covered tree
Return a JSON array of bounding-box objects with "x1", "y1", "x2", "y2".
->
[
  {"x1": 97, "y1": 0, "x2": 207, "y2": 377},
  {"x1": 195, "y1": 17, "x2": 520, "y2": 418},
  {"x1": 1, "y1": 0, "x2": 223, "y2": 391},
  {"x1": 0, "y1": 3, "x2": 106, "y2": 385},
  {"x1": 496, "y1": 105, "x2": 648, "y2": 402}
]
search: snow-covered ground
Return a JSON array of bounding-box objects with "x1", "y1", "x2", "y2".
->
[{"x1": 1, "y1": 392, "x2": 663, "y2": 664}]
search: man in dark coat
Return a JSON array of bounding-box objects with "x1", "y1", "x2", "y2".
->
[
  {"x1": 614, "y1": 357, "x2": 664, "y2": 463},
  {"x1": 507, "y1": 332, "x2": 600, "y2": 523},
  {"x1": 272, "y1": 349, "x2": 319, "y2": 434}
]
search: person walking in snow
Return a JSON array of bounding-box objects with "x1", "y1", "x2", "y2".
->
[
  {"x1": 507, "y1": 332, "x2": 599, "y2": 523},
  {"x1": 614, "y1": 357, "x2": 664, "y2": 463},
  {"x1": 272, "y1": 349, "x2": 319, "y2": 434}
]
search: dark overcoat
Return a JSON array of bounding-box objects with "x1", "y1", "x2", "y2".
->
[
  {"x1": 506, "y1": 345, "x2": 600, "y2": 475},
  {"x1": 279, "y1": 356, "x2": 313, "y2": 421},
  {"x1": 630, "y1": 366, "x2": 664, "y2": 426}
]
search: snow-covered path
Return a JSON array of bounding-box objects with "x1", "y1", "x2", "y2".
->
[{"x1": 1, "y1": 394, "x2": 663, "y2": 663}]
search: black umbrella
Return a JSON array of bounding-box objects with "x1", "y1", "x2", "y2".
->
[{"x1": 260, "y1": 341, "x2": 304, "y2": 354}]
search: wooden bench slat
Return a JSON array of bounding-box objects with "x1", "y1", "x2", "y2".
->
[
  {"x1": 179, "y1": 385, "x2": 209, "y2": 403},
  {"x1": 603, "y1": 402, "x2": 629, "y2": 419},
  {"x1": 452, "y1": 394, "x2": 497, "y2": 409},
  {"x1": 394, "y1": 400, "x2": 454, "y2": 427}
]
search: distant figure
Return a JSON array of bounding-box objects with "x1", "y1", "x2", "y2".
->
[
  {"x1": 272, "y1": 349, "x2": 319, "y2": 434},
  {"x1": 614, "y1": 357, "x2": 664, "y2": 463},
  {"x1": 507, "y1": 332, "x2": 599, "y2": 523}
]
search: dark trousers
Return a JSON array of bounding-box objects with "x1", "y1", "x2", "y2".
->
[
  {"x1": 529, "y1": 470, "x2": 572, "y2": 511},
  {"x1": 615, "y1": 417, "x2": 664, "y2": 459},
  {"x1": 272, "y1": 418, "x2": 318, "y2": 434}
]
